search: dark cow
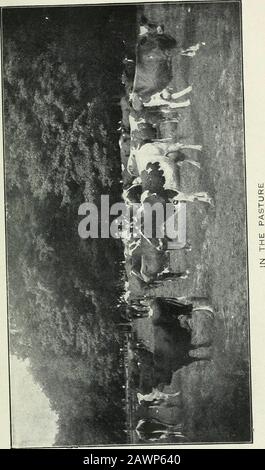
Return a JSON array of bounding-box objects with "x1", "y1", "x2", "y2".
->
[
  {"x1": 126, "y1": 236, "x2": 185, "y2": 287},
  {"x1": 131, "y1": 20, "x2": 194, "y2": 111},
  {"x1": 150, "y1": 297, "x2": 213, "y2": 387},
  {"x1": 132, "y1": 23, "x2": 177, "y2": 109},
  {"x1": 124, "y1": 297, "x2": 213, "y2": 395}
]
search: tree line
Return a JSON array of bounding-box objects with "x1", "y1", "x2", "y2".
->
[{"x1": 3, "y1": 5, "x2": 136, "y2": 445}]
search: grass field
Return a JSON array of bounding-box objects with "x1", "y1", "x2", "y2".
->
[{"x1": 130, "y1": 2, "x2": 251, "y2": 443}]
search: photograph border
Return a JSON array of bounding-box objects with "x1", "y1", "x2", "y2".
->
[{"x1": 0, "y1": 0, "x2": 264, "y2": 450}]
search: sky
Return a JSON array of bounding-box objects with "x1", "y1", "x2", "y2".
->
[{"x1": 10, "y1": 355, "x2": 58, "y2": 448}]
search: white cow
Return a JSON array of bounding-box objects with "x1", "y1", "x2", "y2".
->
[{"x1": 127, "y1": 141, "x2": 212, "y2": 204}]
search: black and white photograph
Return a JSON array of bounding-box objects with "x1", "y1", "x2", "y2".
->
[{"x1": 2, "y1": 0, "x2": 252, "y2": 447}]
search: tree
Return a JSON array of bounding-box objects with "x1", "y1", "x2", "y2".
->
[{"x1": 3, "y1": 6, "x2": 136, "y2": 445}]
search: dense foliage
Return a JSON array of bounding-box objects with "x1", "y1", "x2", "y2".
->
[{"x1": 3, "y1": 6, "x2": 136, "y2": 445}]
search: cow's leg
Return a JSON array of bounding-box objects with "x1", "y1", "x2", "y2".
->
[
  {"x1": 151, "y1": 137, "x2": 173, "y2": 143},
  {"x1": 190, "y1": 341, "x2": 212, "y2": 350},
  {"x1": 144, "y1": 94, "x2": 191, "y2": 109},
  {"x1": 169, "y1": 295, "x2": 212, "y2": 307},
  {"x1": 166, "y1": 149, "x2": 201, "y2": 169},
  {"x1": 160, "y1": 391, "x2": 181, "y2": 399},
  {"x1": 166, "y1": 424, "x2": 185, "y2": 434},
  {"x1": 193, "y1": 192, "x2": 214, "y2": 205},
  {"x1": 149, "y1": 85, "x2": 189, "y2": 102},
  {"x1": 165, "y1": 143, "x2": 202, "y2": 155},
  {"x1": 154, "y1": 86, "x2": 192, "y2": 103},
  {"x1": 164, "y1": 240, "x2": 192, "y2": 251},
  {"x1": 164, "y1": 148, "x2": 201, "y2": 169},
  {"x1": 171, "y1": 191, "x2": 213, "y2": 205},
  {"x1": 189, "y1": 345, "x2": 213, "y2": 361},
  {"x1": 180, "y1": 42, "x2": 205, "y2": 57},
  {"x1": 165, "y1": 237, "x2": 191, "y2": 251},
  {"x1": 171, "y1": 192, "x2": 199, "y2": 203},
  {"x1": 156, "y1": 270, "x2": 190, "y2": 281},
  {"x1": 189, "y1": 296, "x2": 211, "y2": 306},
  {"x1": 187, "y1": 353, "x2": 212, "y2": 362},
  {"x1": 192, "y1": 306, "x2": 214, "y2": 317},
  {"x1": 147, "y1": 295, "x2": 193, "y2": 307},
  {"x1": 168, "y1": 296, "x2": 191, "y2": 306},
  {"x1": 169, "y1": 85, "x2": 193, "y2": 100},
  {"x1": 166, "y1": 146, "x2": 202, "y2": 170},
  {"x1": 144, "y1": 92, "x2": 170, "y2": 108},
  {"x1": 176, "y1": 159, "x2": 201, "y2": 169},
  {"x1": 160, "y1": 107, "x2": 180, "y2": 115},
  {"x1": 168, "y1": 99, "x2": 191, "y2": 109},
  {"x1": 151, "y1": 389, "x2": 181, "y2": 401}
]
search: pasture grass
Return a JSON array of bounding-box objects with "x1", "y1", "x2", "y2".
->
[{"x1": 133, "y1": 2, "x2": 251, "y2": 443}]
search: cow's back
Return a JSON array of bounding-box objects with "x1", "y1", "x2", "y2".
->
[{"x1": 135, "y1": 143, "x2": 180, "y2": 190}]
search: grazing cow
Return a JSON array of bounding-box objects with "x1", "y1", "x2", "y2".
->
[
  {"x1": 128, "y1": 141, "x2": 201, "y2": 182},
  {"x1": 127, "y1": 142, "x2": 213, "y2": 205},
  {"x1": 123, "y1": 170, "x2": 179, "y2": 211},
  {"x1": 122, "y1": 247, "x2": 187, "y2": 301},
  {"x1": 121, "y1": 191, "x2": 190, "y2": 293},
  {"x1": 138, "y1": 236, "x2": 188, "y2": 284},
  {"x1": 132, "y1": 20, "x2": 195, "y2": 111},
  {"x1": 126, "y1": 236, "x2": 186, "y2": 285},
  {"x1": 131, "y1": 16, "x2": 200, "y2": 112},
  {"x1": 121, "y1": 190, "x2": 188, "y2": 285},
  {"x1": 127, "y1": 300, "x2": 212, "y2": 394},
  {"x1": 123, "y1": 173, "x2": 196, "y2": 246},
  {"x1": 122, "y1": 210, "x2": 189, "y2": 280},
  {"x1": 132, "y1": 24, "x2": 177, "y2": 109},
  {"x1": 147, "y1": 298, "x2": 213, "y2": 387}
]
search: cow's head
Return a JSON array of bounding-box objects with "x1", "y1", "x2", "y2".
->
[
  {"x1": 140, "y1": 15, "x2": 165, "y2": 35},
  {"x1": 139, "y1": 15, "x2": 176, "y2": 49}
]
